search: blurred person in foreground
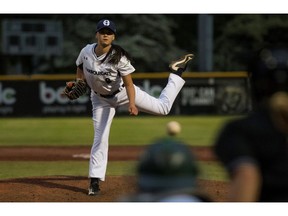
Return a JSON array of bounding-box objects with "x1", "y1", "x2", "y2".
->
[
  {"x1": 213, "y1": 45, "x2": 288, "y2": 202},
  {"x1": 120, "y1": 137, "x2": 211, "y2": 202}
]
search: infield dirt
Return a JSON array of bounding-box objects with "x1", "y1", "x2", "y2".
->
[{"x1": 0, "y1": 146, "x2": 228, "y2": 202}]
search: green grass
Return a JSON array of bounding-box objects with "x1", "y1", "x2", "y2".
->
[
  {"x1": 0, "y1": 161, "x2": 228, "y2": 181},
  {"x1": 0, "y1": 161, "x2": 89, "y2": 179},
  {"x1": 0, "y1": 115, "x2": 240, "y2": 147},
  {"x1": 0, "y1": 117, "x2": 93, "y2": 146},
  {"x1": 0, "y1": 161, "x2": 136, "y2": 180},
  {"x1": 0, "y1": 116, "x2": 236, "y2": 181}
]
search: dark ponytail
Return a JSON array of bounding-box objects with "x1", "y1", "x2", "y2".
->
[{"x1": 101, "y1": 44, "x2": 131, "y2": 65}]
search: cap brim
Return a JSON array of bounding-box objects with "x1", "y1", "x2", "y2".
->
[{"x1": 96, "y1": 27, "x2": 116, "y2": 34}]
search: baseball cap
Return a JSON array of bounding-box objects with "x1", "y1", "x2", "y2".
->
[{"x1": 96, "y1": 19, "x2": 116, "y2": 34}]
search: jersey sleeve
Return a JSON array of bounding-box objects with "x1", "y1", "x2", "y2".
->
[
  {"x1": 75, "y1": 47, "x2": 85, "y2": 67},
  {"x1": 213, "y1": 120, "x2": 258, "y2": 175},
  {"x1": 117, "y1": 56, "x2": 135, "y2": 76}
]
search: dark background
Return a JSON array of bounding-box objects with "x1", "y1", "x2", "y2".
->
[{"x1": 1, "y1": 14, "x2": 287, "y2": 75}]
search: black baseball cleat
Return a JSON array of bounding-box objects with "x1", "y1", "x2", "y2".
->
[
  {"x1": 169, "y1": 54, "x2": 194, "y2": 74},
  {"x1": 88, "y1": 178, "x2": 100, "y2": 196}
]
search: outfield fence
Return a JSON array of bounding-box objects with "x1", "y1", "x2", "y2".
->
[{"x1": 0, "y1": 72, "x2": 251, "y2": 117}]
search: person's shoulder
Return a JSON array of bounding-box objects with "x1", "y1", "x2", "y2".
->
[
  {"x1": 119, "y1": 54, "x2": 130, "y2": 61},
  {"x1": 81, "y1": 43, "x2": 96, "y2": 51},
  {"x1": 221, "y1": 115, "x2": 247, "y2": 129},
  {"x1": 221, "y1": 111, "x2": 268, "y2": 134},
  {"x1": 112, "y1": 44, "x2": 131, "y2": 62},
  {"x1": 215, "y1": 115, "x2": 250, "y2": 138}
]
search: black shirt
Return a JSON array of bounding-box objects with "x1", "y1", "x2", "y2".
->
[{"x1": 214, "y1": 110, "x2": 288, "y2": 201}]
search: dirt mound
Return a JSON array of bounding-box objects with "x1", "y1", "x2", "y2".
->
[{"x1": 0, "y1": 175, "x2": 228, "y2": 202}]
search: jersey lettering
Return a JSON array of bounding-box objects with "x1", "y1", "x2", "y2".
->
[{"x1": 85, "y1": 67, "x2": 111, "y2": 76}]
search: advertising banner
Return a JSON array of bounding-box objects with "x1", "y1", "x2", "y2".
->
[
  {"x1": 0, "y1": 80, "x2": 91, "y2": 117},
  {"x1": 0, "y1": 73, "x2": 250, "y2": 117}
]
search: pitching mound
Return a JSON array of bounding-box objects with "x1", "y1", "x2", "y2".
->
[{"x1": 0, "y1": 175, "x2": 228, "y2": 202}]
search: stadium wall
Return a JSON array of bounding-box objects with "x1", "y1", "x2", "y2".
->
[{"x1": 0, "y1": 72, "x2": 250, "y2": 117}]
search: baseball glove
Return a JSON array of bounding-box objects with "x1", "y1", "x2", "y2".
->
[{"x1": 62, "y1": 78, "x2": 88, "y2": 100}]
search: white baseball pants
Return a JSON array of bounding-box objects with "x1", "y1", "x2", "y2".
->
[{"x1": 89, "y1": 73, "x2": 185, "y2": 180}]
